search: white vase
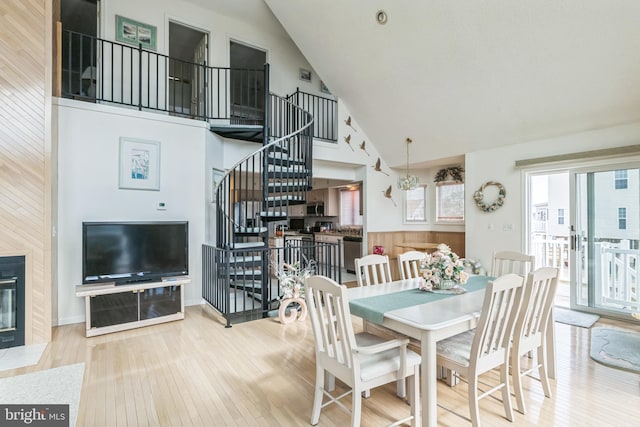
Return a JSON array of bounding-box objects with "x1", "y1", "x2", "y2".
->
[{"x1": 439, "y1": 279, "x2": 457, "y2": 290}]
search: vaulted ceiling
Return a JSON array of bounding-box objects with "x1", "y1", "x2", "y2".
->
[{"x1": 264, "y1": 1, "x2": 640, "y2": 168}]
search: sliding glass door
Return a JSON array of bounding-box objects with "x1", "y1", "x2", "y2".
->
[{"x1": 570, "y1": 165, "x2": 639, "y2": 317}]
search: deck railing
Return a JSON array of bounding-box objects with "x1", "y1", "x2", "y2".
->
[
  {"x1": 286, "y1": 88, "x2": 338, "y2": 142},
  {"x1": 531, "y1": 236, "x2": 638, "y2": 311}
]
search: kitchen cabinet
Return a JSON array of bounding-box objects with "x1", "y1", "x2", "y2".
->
[
  {"x1": 306, "y1": 188, "x2": 340, "y2": 217},
  {"x1": 288, "y1": 204, "x2": 306, "y2": 217}
]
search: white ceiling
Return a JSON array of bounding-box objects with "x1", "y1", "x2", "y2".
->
[{"x1": 264, "y1": 1, "x2": 640, "y2": 168}]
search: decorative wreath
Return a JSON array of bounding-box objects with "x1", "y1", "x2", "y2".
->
[{"x1": 473, "y1": 181, "x2": 506, "y2": 212}]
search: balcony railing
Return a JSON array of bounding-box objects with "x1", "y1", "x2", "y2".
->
[
  {"x1": 60, "y1": 29, "x2": 265, "y2": 125},
  {"x1": 531, "y1": 236, "x2": 639, "y2": 312}
]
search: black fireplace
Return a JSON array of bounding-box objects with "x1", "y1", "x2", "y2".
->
[{"x1": 0, "y1": 256, "x2": 25, "y2": 349}]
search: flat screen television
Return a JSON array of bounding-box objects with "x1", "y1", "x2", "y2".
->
[{"x1": 82, "y1": 221, "x2": 188, "y2": 285}]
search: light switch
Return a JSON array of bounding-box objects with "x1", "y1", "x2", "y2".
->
[{"x1": 157, "y1": 202, "x2": 167, "y2": 210}]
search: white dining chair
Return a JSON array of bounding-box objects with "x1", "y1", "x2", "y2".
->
[
  {"x1": 305, "y1": 275, "x2": 420, "y2": 427},
  {"x1": 491, "y1": 251, "x2": 535, "y2": 277},
  {"x1": 511, "y1": 267, "x2": 559, "y2": 414},
  {"x1": 355, "y1": 254, "x2": 393, "y2": 286},
  {"x1": 398, "y1": 250, "x2": 427, "y2": 280},
  {"x1": 436, "y1": 273, "x2": 525, "y2": 427},
  {"x1": 354, "y1": 253, "x2": 406, "y2": 398}
]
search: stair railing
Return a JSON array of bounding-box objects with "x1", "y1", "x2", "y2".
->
[
  {"x1": 286, "y1": 88, "x2": 338, "y2": 142},
  {"x1": 214, "y1": 92, "x2": 314, "y2": 248}
]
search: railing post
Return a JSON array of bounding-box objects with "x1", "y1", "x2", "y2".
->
[
  {"x1": 138, "y1": 43, "x2": 143, "y2": 111},
  {"x1": 203, "y1": 60, "x2": 208, "y2": 120}
]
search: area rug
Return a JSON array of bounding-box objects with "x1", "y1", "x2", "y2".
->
[
  {"x1": 590, "y1": 328, "x2": 640, "y2": 374},
  {"x1": 0, "y1": 363, "x2": 85, "y2": 426},
  {"x1": 554, "y1": 307, "x2": 600, "y2": 328}
]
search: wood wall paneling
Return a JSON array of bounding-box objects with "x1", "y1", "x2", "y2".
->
[{"x1": 0, "y1": 0, "x2": 52, "y2": 343}]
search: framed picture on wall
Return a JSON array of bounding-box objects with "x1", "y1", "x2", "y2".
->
[
  {"x1": 116, "y1": 15, "x2": 157, "y2": 51},
  {"x1": 320, "y1": 81, "x2": 331, "y2": 94},
  {"x1": 299, "y1": 68, "x2": 312, "y2": 82},
  {"x1": 119, "y1": 138, "x2": 160, "y2": 191}
]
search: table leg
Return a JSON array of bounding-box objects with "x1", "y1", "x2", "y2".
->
[
  {"x1": 547, "y1": 311, "x2": 556, "y2": 379},
  {"x1": 421, "y1": 332, "x2": 437, "y2": 427}
]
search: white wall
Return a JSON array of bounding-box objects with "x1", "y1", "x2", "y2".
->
[
  {"x1": 465, "y1": 121, "x2": 640, "y2": 270},
  {"x1": 56, "y1": 98, "x2": 208, "y2": 325}
]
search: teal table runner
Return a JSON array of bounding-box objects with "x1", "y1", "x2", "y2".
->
[{"x1": 349, "y1": 275, "x2": 489, "y2": 325}]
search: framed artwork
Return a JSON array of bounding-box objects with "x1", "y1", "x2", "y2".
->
[
  {"x1": 299, "y1": 68, "x2": 312, "y2": 82},
  {"x1": 119, "y1": 138, "x2": 160, "y2": 191},
  {"x1": 320, "y1": 81, "x2": 331, "y2": 94},
  {"x1": 116, "y1": 15, "x2": 157, "y2": 51}
]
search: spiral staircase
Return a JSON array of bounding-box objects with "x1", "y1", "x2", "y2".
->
[{"x1": 202, "y1": 87, "x2": 318, "y2": 325}]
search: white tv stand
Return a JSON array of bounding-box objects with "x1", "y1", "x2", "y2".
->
[{"x1": 75, "y1": 276, "x2": 190, "y2": 337}]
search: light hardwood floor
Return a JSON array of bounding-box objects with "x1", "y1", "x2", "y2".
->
[{"x1": 2, "y1": 306, "x2": 639, "y2": 426}]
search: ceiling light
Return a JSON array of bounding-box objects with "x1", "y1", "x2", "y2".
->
[{"x1": 397, "y1": 137, "x2": 419, "y2": 191}]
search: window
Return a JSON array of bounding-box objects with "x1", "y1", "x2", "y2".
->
[
  {"x1": 340, "y1": 189, "x2": 362, "y2": 226},
  {"x1": 618, "y1": 207, "x2": 627, "y2": 230},
  {"x1": 436, "y1": 182, "x2": 464, "y2": 223},
  {"x1": 614, "y1": 170, "x2": 628, "y2": 189},
  {"x1": 404, "y1": 185, "x2": 427, "y2": 222},
  {"x1": 557, "y1": 208, "x2": 564, "y2": 225}
]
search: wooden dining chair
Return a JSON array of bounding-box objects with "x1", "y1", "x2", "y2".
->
[
  {"x1": 398, "y1": 250, "x2": 427, "y2": 280},
  {"x1": 305, "y1": 275, "x2": 420, "y2": 427},
  {"x1": 491, "y1": 251, "x2": 535, "y2": 277},
  {"x1": 436, "y1": 274, "x2": 525, "y2": 427},
  {"x1": 511, "y1": 267, "x2": 559, "y2": 414},
  {"x1": 355, "y1": 254, "x2": 392, "y2": 286}
]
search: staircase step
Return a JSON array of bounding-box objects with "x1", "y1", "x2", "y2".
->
[
  {"x1": 265, "y1": 195, "x2": 305, "y2": 203},
  {"x1": 230, "y1": 280, "x2": 263, "y2": 292},
  {"x1": 266, "y1": 154, "x2": 306, "y2": 167},
  {"x1": 230, "y1": 269, "x2": 262, "y2": 279},
  {"x1": 230, "y1": 241, "x2": 266, "y2": 250},
  {"x1": 234, "y1": 226, "x2": 268, "y2": 236},
  {"x1": 229, "y1": 255, "x2": 263, "y2": 265},
  {"x1": 267, "y1": 180, "x2": 308, "y2": 193},
  {"x1": 260, "y1": 211, "x2": 287, "y2": 221}
]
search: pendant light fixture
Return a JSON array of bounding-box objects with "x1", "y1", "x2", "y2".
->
[{"x1": 397, "y1": 137, "x2": 419, "y2": 191}]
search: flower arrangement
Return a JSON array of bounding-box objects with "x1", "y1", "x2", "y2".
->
[
  {"x1": 272, "y1": 260, "x2": 316, "y2": 299},
  {"x1": 419, "y1": 244, "x2": 469, "y2": 290},
  {"x1": 434, "y1": 166, "x2": 464, "y2": 183}
]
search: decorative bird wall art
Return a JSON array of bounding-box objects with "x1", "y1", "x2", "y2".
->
[
  {"x1": 372, "y1": 158, "x2": 389, "y2": 176},
  {"x1": 382, "y1": 185, "x2": 397, "y2": 207},
  {"x1": 343, "y1": 134, "x2": 354, "y2": 151},
  {"x1": 359, "y1": 140, "x2": 370, "y2": 156},
  {"x1": 344, "y1": 116, "x2": 358, "y2": 132}
]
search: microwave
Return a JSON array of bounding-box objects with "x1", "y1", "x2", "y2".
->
[{"x1": 306, "y1": 203, "x2": 324, "y2": 216}]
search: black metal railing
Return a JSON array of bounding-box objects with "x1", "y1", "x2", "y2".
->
[
  {"x1": 286, "y1": 88, "x2": 338, "y2": 142},
  {"x1": 61, "y1": 29, "x2": 265, "y2": 124},
  {"x1": 202, "y1": 241, "x2": 342, "y2": 327}
]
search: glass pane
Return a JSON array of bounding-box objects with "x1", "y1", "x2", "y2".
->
[
  {"x1": 436, "y1": 183, "x2": 464, "y2": 222},
  {"x1": 0, "y1": 281, "x2": 17, "y2": 331},
  {"x1": 573, "y1": 167, "x2": 640, "y2": 314},
  {"x1": 404, "y1": 185, "x2": 426, "y2": 222}
]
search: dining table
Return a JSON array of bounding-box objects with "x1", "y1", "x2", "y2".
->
[{"x1": 346, "y1": 275, "x2": 557, "y2": 427}]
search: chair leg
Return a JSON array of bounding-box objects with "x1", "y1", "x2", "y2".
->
[
  {"x1": 538, "y1": 345, "x2": 553, "y2": 398},
  {"x1": 396, "y1": 378, "x2": 406, "y2": 399},
  {"x1": 468, "y1": 374, "x2": 481, "y2": 427},
  {"x1": 311, "y1": 366, "x2": 324, "y2": 425},
  {"x1": 500, "y1": 361, "x2": 515, "y2": 422},
  {"x1": 409, "y1": 367, "x2": 420, "y2": 427},
  {"x1": 512, "y1": 351, "x2": 526, "y2": 414},
  {"x1": 351, "y1": 385, "x2": 362, "y2": 427}
]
